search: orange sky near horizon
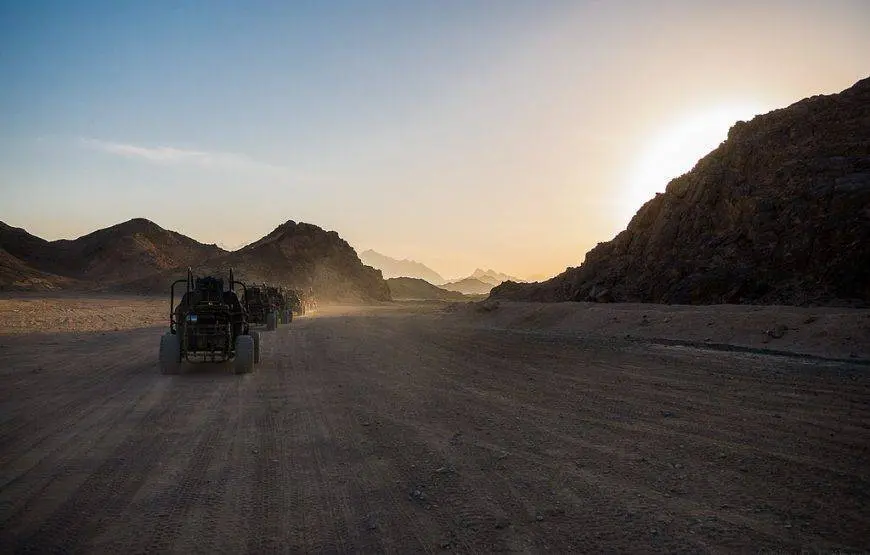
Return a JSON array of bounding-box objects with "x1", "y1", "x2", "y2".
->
[{"x1": 1, "y1": 1, "x2": 868, "y2": 281}]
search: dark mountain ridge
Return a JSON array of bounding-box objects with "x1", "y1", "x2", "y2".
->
[
  {"x1": 492, "y1": 76, "x2": 870, "y2": 307},
  {"x1": 0, "y1": 218, "x2": 224, "y2": 284},
  {"x1": 0, "y1": 218, "x2": 391, "y2": 302}
]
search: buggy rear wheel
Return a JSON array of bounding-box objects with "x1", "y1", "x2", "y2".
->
[
  {"x1": 159, "y1": 333, "x2": 181, "y2": 375},
  {"x1": 251, "y1": 330, "x2": 261, "y2": 364},
  {"x1": 234, "y1": 334, "x2": 255, "y2": 374}
]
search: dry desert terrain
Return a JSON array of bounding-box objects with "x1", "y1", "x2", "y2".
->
[{"x1": 1, "y1": 295, "x2": 868, "y2": 552}]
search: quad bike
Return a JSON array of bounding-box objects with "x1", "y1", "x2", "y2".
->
[
  {"x1": 159, "y1": 268, "x2": 260, "y2": 375},
  {"x1": 244, "y1": 284, "x2": 280, "y2": 331}
]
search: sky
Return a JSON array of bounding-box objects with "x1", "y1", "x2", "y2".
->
[{"x1": 1, "y1": 0, "x2": 868, "y2": 280}]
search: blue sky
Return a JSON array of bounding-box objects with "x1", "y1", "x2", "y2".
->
[{"x1": 2, "y1": 0, "x2": 869, "y2": 278}]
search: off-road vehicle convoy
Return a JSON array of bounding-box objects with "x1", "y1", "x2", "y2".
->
[
  {"x1": 265, "y1": 285, "x2": 293, "y2": 324},
  {"x1": 286, "y1": 288, "x2": 303, "y2": 316},
  {"x1": 244, "y1": 283, "x2": 280, "y2": 331},
  {"x1": 159, "y1": 268, "x2": 260, "y2": 375}
]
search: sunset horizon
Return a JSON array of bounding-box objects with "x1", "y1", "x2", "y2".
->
[{"x1": 2, "y1": 0, "x2": 868, "y2": 280}]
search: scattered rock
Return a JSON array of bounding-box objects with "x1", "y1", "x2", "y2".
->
[
  {"x1": 410, "y1": 488, "x2": 427, "y2": 502},
  {"x1": 365, "y1": 517, "x2": 378, "y2": 531},
  {"x1": 766, "y1": 324, "x2": 788, "y2": 339}
]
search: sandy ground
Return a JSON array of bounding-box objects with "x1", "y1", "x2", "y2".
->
[
  {"x1": 0, "y1": 294, "x2": 166, "y2": 335},
  {"x1": 2, "y1": 295, "x2": 867, "y2": 362},
  {"x1": 447, "y1": 300, "x2": 870, "y2": 363},
  {"x1": 0, "y1": 297, "x2": 868, "y2": 552}
]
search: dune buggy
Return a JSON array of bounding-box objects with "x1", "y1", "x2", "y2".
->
[
  {"x1": 266, "y1": 285, "x2": 293, "y2": 325},
  {"x1": 244, "y1": 283, "x2": 280, "y2": 331},
  {"x1": 159, "y1": 268, "x2": 260, "y2": 375}
]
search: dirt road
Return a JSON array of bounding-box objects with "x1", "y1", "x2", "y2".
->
[{"x1": 1, "y1": 304, "x2": 868, "y2": 552}]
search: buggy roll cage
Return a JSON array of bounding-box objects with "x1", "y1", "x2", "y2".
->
[{"x1": 169, "y1": 267, "x2": 247, "y2": 334}]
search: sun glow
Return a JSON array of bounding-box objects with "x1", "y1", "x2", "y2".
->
[{"x1": 620, "y1": 103, "x2": 767, "y2": 223}]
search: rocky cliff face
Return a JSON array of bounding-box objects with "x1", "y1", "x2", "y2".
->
[{"x1": 492, "y1": 77, "x2": 870, "y2": 306}]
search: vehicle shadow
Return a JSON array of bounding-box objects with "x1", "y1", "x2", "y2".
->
[{"x1": 173, "y1": 360, "x2": 246, "y2": 377}]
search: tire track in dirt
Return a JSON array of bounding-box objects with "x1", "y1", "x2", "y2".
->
[
  {"x1": 311, "y1": 317, "x2": 547, "y2": 552},
  {"x1": 335, "y1": 313, "x2": 869, "y2": 551},
  {"x1": 0, "y1": 363, "x2": 162, "y2": 541},
  {"x1": 244, "y1": 339, "x2": 294, "y2": 553},
  {"x1": 0, "y1": 333, "x2": 157, "y2": 462},
  {"x1": 103, "y1": 376, "x2": 239, "y2": 553},
  {"x1": 6, "y1": 379, "x2": 182, "y2": 552},
  {"x1": 1, "y1": 304, "x2": 868, "y2": 552},
  {"x1": 293, "y1": 319, "x2": 444, "y2": 553}
]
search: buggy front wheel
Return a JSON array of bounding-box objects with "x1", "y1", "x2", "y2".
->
[
  {"x1": 159, "y1": 333, "x2": 181, "y2": 375},
  {"x1": 234, "y1": 335, "x2": 255, "y2": 374}
]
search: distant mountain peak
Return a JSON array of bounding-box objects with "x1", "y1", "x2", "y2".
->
[
  {"x1": 359, "y1": 250, "x2": 445, "y2": 284},
  {"x1": 467, "y1": 268, "x2": 524, "y2": 286}
]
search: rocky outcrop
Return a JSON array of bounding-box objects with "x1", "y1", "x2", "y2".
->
[
  {"x1": 492, "y1": 76, "x2": 870, "y2": 306},
  {"x1": 221, "y1": 221, "x2": 390, "y2": 303}
]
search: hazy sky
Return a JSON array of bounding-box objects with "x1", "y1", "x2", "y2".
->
[{"x1": 1, "y1": 0, "x2": 868, "y2": 280}]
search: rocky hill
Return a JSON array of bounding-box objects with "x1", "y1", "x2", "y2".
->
[
  {"x1": 219, "y1": 221, "x2": 390, "y2": 303},
  {"x1": 0, "y1": 248, "x2": 76, "y2": 291},
  {"x1": 359, "y1": 249, "x2": 445, "y2": 284},
  {"x1": 492, "y1": 76, "x2": 870, "y2": 307},
  {"x1": 386, "y1": 277, "x2": 470, "y2": 301},
  {"x1": 1, "y1": 218, "x2": 391, "y2": 303},
  {"x1": 0, "y1": 218, "x2": 224, "y2": 285}
]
